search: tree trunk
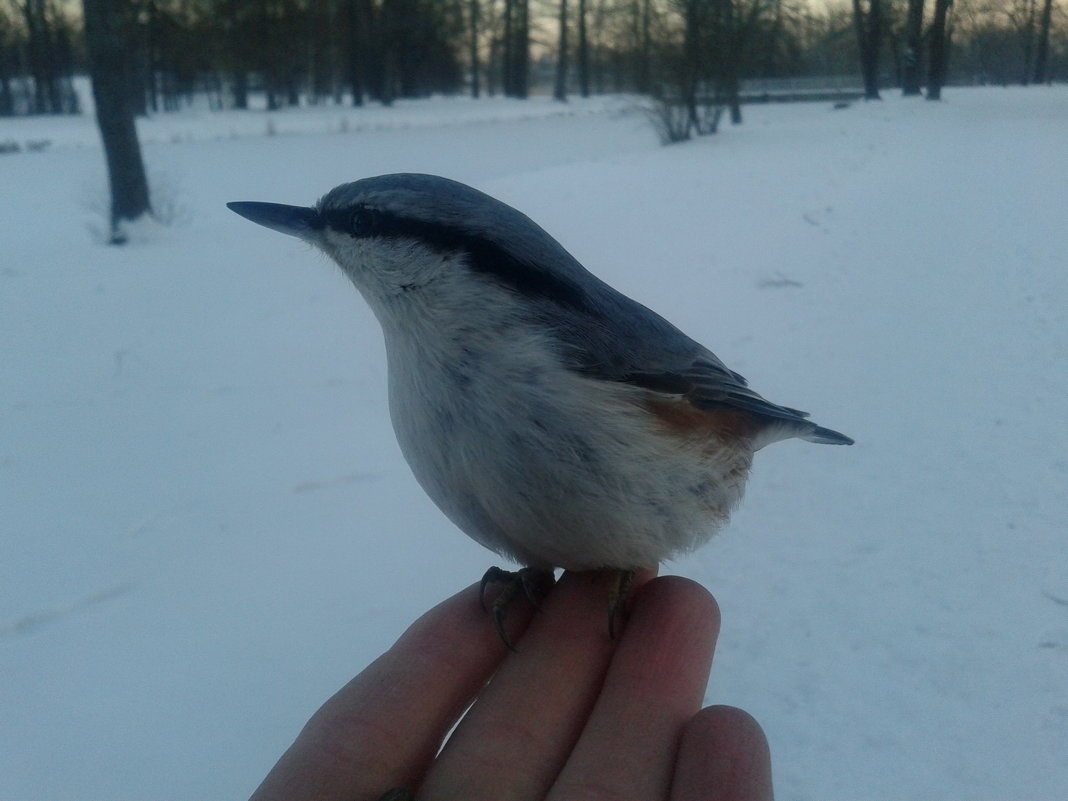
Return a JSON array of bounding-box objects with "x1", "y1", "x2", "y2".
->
[
  {"x1": 224, "y1": 0, "x2": 249, "y2": 109},
  {"x1": 502, "y1": 0, "x2": 514, "y2": 96},
  {"x1": 52, "y1": 16, "x2": 80, "y2": 113},
  {"x1": 723, "y1": 0, "x2": 742, "y2": 125},
  {"x1": 22, "y1": 0, "x2": 60, "y2": 113},
  {"x1": 513, "y1": 0, "x2": 529, "y2": 98},
  {"x1": 682, "y1": 0, "x2": 701, "y2": 134},
  {"x1": 926, "y1": 0, "x2": 952, "y2": 101},
  {"x1": 309, "y1": 1, "x2": 333, "y2": 103},
  {"x1": 554, "y1": 0, "x2": 568, "y2": 101},
  {"x1": 349, "y1": 0, "x2": 376, "y2": 105},
  {"x1": 637, "y1": 0, "x2": 650, "y2": 94},
  {"x1": 469, "y1": 0, "x2": 480, "y2": 98},
  {"x1": 852, "y1": 0, "x2": 883, "y2": 100},
  {"x1": 901, "y1": 0, "x2": 924, "y2": 96},
  {"x1": 1020, "y1": 0, "x2": 1037, "y2": 86},
  {"x1": 143, "y1": 0, "x2": 159, "y2": 114},
  {"x1": 83, "y1": 0, "x2": 152, "y2": 243},
  {"x1": 578, "y1": 0, "x2": 590, "y2": 97},
  {"x1": 502, "y1": 0, "x2": 529, "y2": 98},
  {"x1": 0, "y1": 70, "x2": 12, "y2": 117},
  {"x1": 1033, "y1": 0, "x2": 1054, "y2": 84},
  {"x1": 232, "y1": 72, "x2": 249, "y2": 109}
]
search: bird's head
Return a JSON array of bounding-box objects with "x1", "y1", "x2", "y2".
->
[{"x1": 227, "y1": 173, "x2": 595, "y2": 316}]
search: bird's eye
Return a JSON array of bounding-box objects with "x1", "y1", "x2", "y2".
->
[{"x1": 349, "y1": 206, "x2": 379, "y2": 238}]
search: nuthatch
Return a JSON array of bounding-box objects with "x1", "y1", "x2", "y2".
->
[{"x1": 228, "y1": 173, "x2": 852, "y2": 642}]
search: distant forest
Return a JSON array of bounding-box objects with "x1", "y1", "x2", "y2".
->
[{"x1": 4, "y1": 0, "x2": 1063, "y2": 117}]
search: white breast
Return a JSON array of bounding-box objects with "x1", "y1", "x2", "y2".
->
[{"x1": 378, "y1": 283, "x2": 749, "y2": 571}]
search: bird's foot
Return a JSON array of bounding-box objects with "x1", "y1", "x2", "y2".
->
[
  {"x1": 377, "y1": 789, "x2": 415, "y2": 801},
  {"x1": 479, "y1": 566, "x2": 555, "y2": 651}
]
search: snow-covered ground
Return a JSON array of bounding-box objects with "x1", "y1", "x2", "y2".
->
[{"x1": 2, "y1": 88, "x2": 1066, "y2": 800}]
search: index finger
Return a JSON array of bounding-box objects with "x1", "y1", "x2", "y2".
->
[{"x1": 250, "y1": 580, "x2": 539, "y2": 801}]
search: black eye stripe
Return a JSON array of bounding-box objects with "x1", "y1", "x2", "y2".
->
[
  {"x1": 318, "y1": 206, "x2": 596, "y2": 314},
  {"x1": 322, "y1": 206, "x2": 463, "y2": 245},
  {"x1": 349, "y1": 206, "x2": 380, "y2": 236},
  {"x1": 325, "y1": 206, "x2": 429, "y2": 241},
  {"x1": 320, "y1": 206, "x2": 383, "y2": 237}
]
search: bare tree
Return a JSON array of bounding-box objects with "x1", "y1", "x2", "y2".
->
[
  {"x1": 852, "y1": 0, "x2": 884, "y2": 100},
  {"x1": 218, "y1": 0, "x2": 253, "y2": 109},
  {"x1": 346, "y1": 0, "x2": 372, "y2": 105},
  {"x1": 926, "y1": 0, "x2": 952, "y2": 100},
  {"x1": 515, "y1": 0, "x2": 530, "y2": 97},
  {"x1": 635, "y1": 0, "x2": 651, "y2": 93},
  {"x1": 18, "y1": 0, "x2": 78, "y2": 114},
  {"x1": 501, "y1": 0, "x2": 529, "y2": 97},
  {"x1": 680, "y1": 0, "x2": 711, "y2": 131},
  {"x1": 83, "y1": 0, "x2": 152, "y2": 243},
  {"x1": 578, "y1": 0, "x2": 590, "y2": 96},
  {"x1": 36, "y1": 0, "x2": 1068, "y2": 120},
  {"x1": 1018, "y1": 0, "x2": 1039, "y2": 84},
  {"x1": 502, "y1": 0, "x2": 513, "y2": 94},
  {"x1": 649, "y1": 0, "x2": 721, "y2": 140},
  {"x1": 469, "y1": 0, "x2": 481, "y2": 97},
  {"x1": 0, "y1": 23, "x2": 12, "y2": 116},
  {"x1": 717, "y1": 0, "x2": 772, "y2": 125},
  {"x1": 1032, "y1": 0, "x2": 1054, "y2": 83},
  {"x1": 555, "y1": 0, "x2": 569, "y2": 100},
  {"x1": 308, "y1": 0, "x2": 337, "y2": 103},
  {"x1": 901, "y1": 0, "x2": 925, "y2": 95}
]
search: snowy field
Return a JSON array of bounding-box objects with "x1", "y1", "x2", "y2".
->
[{"x1": 2, "y1": 87, "x2": 1066, "y2": 800}]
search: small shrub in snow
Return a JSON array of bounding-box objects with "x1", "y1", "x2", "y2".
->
[
  {"x1": 646, "y1": 98, "x2": 693, "y2": 144},
  {"x1": 646, "y1": 95, "x2": 723, "y2": 144}
]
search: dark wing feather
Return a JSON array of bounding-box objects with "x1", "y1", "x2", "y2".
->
[
  {"x1": 545, "y1": 292, "x2": 853, "y2": 444},
  {"x1": 622, "y1": 358, "x2": 853, "y2": 445},
  {"x1": 623, "y1": 358, "x2": 813, "y2": 423}
]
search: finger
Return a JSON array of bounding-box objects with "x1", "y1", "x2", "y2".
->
[
  {"x1": 418, "y1": 569, "x2": 656, "y2": 801},
  {"x1": 670, "y1": 706, "x2": 773, "y2": 801},
  {"x1": 547, "y1": 577, "x2": 720, "y2": 801},
  {"x1": 250, "y1": 580, "x2": 539, "y2": 801}
]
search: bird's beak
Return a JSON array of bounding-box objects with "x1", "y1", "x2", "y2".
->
[{"x1": 227, "y1": 201, "x2": 320, "y2": 241}]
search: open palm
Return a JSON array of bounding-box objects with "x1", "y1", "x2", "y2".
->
[{"x1": 250, "y1": 572, "x2": 772, "y2": 801}]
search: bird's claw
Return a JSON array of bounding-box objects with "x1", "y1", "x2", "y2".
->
[{"x1": 479, "y1": 566, "x2": 554, "y2": 650}]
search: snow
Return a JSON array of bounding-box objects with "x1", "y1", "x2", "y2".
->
[{"x1": 2, "y1": 87, "x2": 1066, "y2": 800}]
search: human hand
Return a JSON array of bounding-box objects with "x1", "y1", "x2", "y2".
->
[{"x1": 249, "y1": 571, "x2": 772, "y2": 801}]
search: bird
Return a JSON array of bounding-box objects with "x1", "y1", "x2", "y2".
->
[{"x1": 228, "y1": 173, "x2": 852, "y2": 644}]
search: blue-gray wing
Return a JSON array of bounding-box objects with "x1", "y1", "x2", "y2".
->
[
  {"x1": 450, "y1": 196, "x2": 852, "y2": 446},
  {"x1": 548, "y1": 287, "x2": 853, "y2": 445}
]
